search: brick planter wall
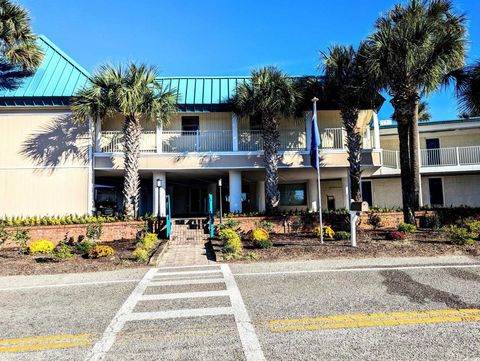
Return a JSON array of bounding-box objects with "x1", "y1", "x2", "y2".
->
[
  {"x1": 3, "y1": 221, "x2": 144, "y2": 248},
  {"x1": 214, "y1": 210, "x2": 437, "y2": 234}
]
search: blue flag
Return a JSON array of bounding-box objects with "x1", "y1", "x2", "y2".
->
[{"x1": 310, "y1": 102, "x2": 320, "y2": 169}]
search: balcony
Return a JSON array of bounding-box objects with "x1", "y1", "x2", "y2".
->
[
  {"x1": 97, "y1": 127, "x2": 346, "y2": 153},
  {"x1": 383, "y1": 146, "x2": 480, "y2": 169}
]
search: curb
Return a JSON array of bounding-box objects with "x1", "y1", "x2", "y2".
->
[{"x1": 148, "y1": 239, "x2": 169, "y2": 266}]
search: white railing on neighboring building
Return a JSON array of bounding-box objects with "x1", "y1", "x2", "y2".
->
[
  {"x1": 383, "y1": 146, "x2": 480, "y2": 169},
  {"x1": 100, "y1": 131, "x2": 156, "y2": 153},
  {"x1": 98, "y1": 127, "x2": 346, "y2": 154}
]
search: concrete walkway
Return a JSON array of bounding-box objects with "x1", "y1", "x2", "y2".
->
[{"x1": 156, "y1": 218, "x2": 215, "y2": 266}]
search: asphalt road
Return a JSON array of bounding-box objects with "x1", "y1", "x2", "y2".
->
[{"x1": 0, "y1": 255, "x2": 479, "y2": 361}]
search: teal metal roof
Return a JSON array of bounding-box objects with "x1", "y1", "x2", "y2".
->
[
  {"x1": 0, "y1": 35, "x2": 90, "y2": 107},
  {"x1": 158, "y1": 76, "x2": 249, "y2": 112}
]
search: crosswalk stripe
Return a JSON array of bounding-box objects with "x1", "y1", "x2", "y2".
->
[
  {"x1": 140, "y1": 290, "x2": 230, "y2": 301},
  {"x1": 148, "y1": 278, "x2": 226, "y2": 286},
  {"x1": 124, "y1": 307, "x2": 234, "y2": 321},
  {"x1": 156, "y1": 264, "x2": 220, "y2": 270},
  {"x1": 154, "y1": 270, "x2": 222, "y2": 276}
]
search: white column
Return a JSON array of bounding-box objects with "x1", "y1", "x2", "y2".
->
[
  {"x1": 305, "y1": 111, "x2": 312, "y2": 151},
  {"x1": 88, "y1": 117, "x2": 95, "y2": 214},
  {"x1": 372, "y1": 111, "x2": 381, "y2": 150},
  {"x1": 365, "y1": 126, "x2": 372, "y2": 148},
  {"x1": 156, "y1": 122, "x2": 163, "y2": 153},
  {"x1": 229, "y1": 170, "x2": 242, "y2": 213},
  {"x1": 231, "y1": 113, "x2": 239, "y2": 152},
  {"x1": 153, "y1": 172, "x2": 166, "y2": 217},
  {"x1": 308, "y1": 177, "x2": 318, "y2": 211},
  {"x1": 95, "y1": 116, "x2": 102, "y2": 152},
  {"x1": 256, "y1": 181, "x2": 266, "y2": 213},
  {"x1": 342, "y1": 175, "x2": 350, "y2": 210}
]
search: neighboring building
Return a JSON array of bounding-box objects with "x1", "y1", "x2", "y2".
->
[
  {"x1": 1, "y1": 36, "x2": 478, "y2": 218},
  {"x1": 363, "y1": 118, "x2": 480, "y2": 209}
]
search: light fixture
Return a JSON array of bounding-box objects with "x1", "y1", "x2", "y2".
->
[{"x1": 157, "y1": 179, "x2": 162, "y2": 188}]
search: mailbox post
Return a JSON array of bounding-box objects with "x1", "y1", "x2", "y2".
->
[{"x1": 350, "y1": 201, "x2": 369, "y2": 247}]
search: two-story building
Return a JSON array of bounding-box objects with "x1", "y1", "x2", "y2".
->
[{"x1": 1, "y1": 36, "x2": 478, "y2": 219}]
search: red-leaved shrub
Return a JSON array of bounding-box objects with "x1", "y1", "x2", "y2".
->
[{"x1": 387, "y1": 230, "x2": 406, "y2": 240}]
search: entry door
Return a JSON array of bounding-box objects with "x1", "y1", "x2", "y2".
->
[
  {"x1": 429, "y1": 178, "x2": 444, "y2": 206},
  {"x1": 361, "y1": 181, "x2": 373, "y2": 207},
  {"x1": 426, "y1": 138, "x2": 440, "y2": 166},
  {"x1": 189, "y1": 188, "x2": 202, "y2": 213}
]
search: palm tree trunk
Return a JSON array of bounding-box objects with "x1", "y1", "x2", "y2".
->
[
  {"x1": 263, "y1": 118, "x2": 280, "y2": 214},
  {"x1": 397, "y1": 120, "x2": 415, "y2": 224},
  {"x1": 409, "y1": 99, "x2": 420, "y2": 210},
  {"x1": 340, "y1": 107, "x2": 362, "y2": 202},
  {"x1": 122, "y1": 115, "x2": 142, "y2": 220}
]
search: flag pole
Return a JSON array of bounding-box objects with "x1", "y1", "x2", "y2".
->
[{"x1": 312, "y1": 97, "x2": 324, "y2": 244}]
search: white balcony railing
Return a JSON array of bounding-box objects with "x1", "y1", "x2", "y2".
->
[
  {"x1": 98, "y1": 127, "x2": 346, "y2": 154},
  {"x1": 162, "y1": 130, "x2": 233, "y2": 152},
  {"x1": 100, "y1": 131, "x2": 156, "y2": 153},
  {"x1": 383, "y1": 146, "x2": 480, "y2": 169}
]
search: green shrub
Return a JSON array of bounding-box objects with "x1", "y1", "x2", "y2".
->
[
  {"x1": 290, "y1": 217, "x2": 303, "y2": 232},
  {"x1": 52, "y1": 241, "x2": 72, "y2": 260},
  {"x1": 398, "y1": 223, "x2": 417, "y2": 234},
  {"x1": 448, "y1": 226, "x2": 474, "y2": 245},
  {"x1": 368, "y1": 213, "x2": 382, "y2": 229},
  {"x1": 218, "y1": 218, "x2": 241, "y2": 231},
  {"x1": 13, "y1": 228, "x2": 30, "y2": 254},
  {"x1": 86, "y1": 223, "x2": 103, "y2": 240},
  {"x1": 424, "y1": 214, "x2": 442, "y2": 229},
  {"x1": 0, "y1": 224, "x2": 8, "y2": 247},
  {"x1": 132, "y1": 248, "x2": 149, "y2": 263},
  {"x1": 75, "y1": 239, "x2": 96, "y2": 256},
  {"x1": 335, "y1": 231, "x2": 351, "y2": 240},
  {"x1": 254, "y1": 220, "x2": 274, "y2": 232},
  {"x1": 219, "y1": 228, "x2": 242, "y2": 254},
  {"x1": 464, "y1": 218, "x2": 480, "y2": 236},
  {"x1": 29, "y1": 239, "x2": 55, "y2": 254}
]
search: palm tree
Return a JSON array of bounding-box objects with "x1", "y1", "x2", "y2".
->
[
  {"x1": 364, "y1": 0, "x2": 467, "y2": 223},
  {"x1": 0, "y1": 0, "x2": 43, "y2": 70},
  {"x1": 232, "y1": 66, "x2": 299, "y2": 213},
  {"x1": 321, "y1": 44, "x2": 377, "y2": 202},
  {"x1": 456, "y1": 61, "x2": 480, "y2": 117},
  {"x1": 72, "y1": 63, "x2": 177, "y2": 220}
]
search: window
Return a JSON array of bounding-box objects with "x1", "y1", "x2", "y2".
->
[
  {"x1": 279, "y1": 183, "x2": 307, "y2": 206},
  {"x1": 327, "y1": 196, "x2": 336, "y2": 211},
  {"x1": 181, "y1": 116, "x2": 199, "y2": 132},
  {"x1": 361, "y1": 181, "x2": 373, "y2": 207},
  {"x1": 429, "y1": 178, "x2": 444, "y2": 206},
  {"x1": 249, "y1": 114, "x2": 263, "y2": 131}
]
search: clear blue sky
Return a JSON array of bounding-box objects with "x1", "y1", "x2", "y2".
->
[{"x1": 21, "y1": 0, "x2": 480, "y2": 120}]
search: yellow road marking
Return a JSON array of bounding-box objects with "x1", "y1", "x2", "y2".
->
[
  {"x1": 0, "y1": 333, "x2": 95, "y2": 346},
  {"x1": 0, "y1": 341, "x2": 93, "y2": 353},
  {"x1": 267, "y1": 309, "x2": 480, "y2": 332}
]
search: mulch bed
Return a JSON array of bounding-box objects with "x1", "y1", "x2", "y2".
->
[
  {"x1": 213, "y1": 229, "x2": 480, "y2": 263},
  {"x1": 0, "y1": 239, "x2": 148, "y2": 277}
]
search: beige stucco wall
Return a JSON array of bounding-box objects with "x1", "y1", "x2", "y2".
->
[
  {"x1": 0, "y1": 168, "x2": 89, "y2": 216},
  {"x1": 370, "y1": 174, "x2": 480, "y2": 208},
  {"x1": 370, "y1": 178, "x2": 403, "y2": 208},
  {"x1": 0, "y1": 110, "x2": 90, "y2": 216}
]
